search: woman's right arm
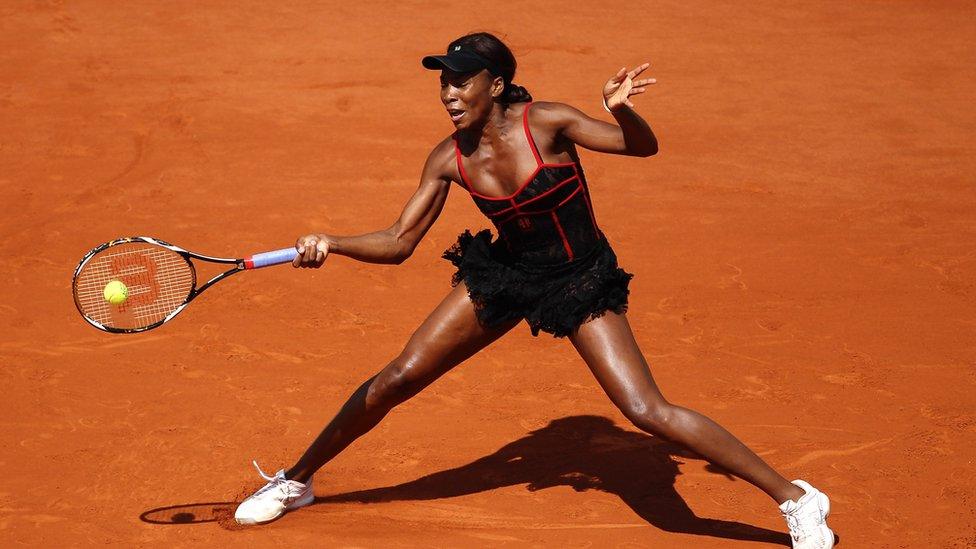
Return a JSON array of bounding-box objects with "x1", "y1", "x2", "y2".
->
[{"x1": 292, "y1": 140, "x2": 455, "y2": 268}]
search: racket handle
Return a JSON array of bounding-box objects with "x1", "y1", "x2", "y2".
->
[{"x1": 245, "y1": 248, "x2": 299, "y2": 269}]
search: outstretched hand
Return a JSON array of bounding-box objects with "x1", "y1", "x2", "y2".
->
[{"x1": 603, "y1": 63, "x2": 655, "y2": 112}]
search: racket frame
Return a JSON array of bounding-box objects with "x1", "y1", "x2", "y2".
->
[{"x1": 73, "y1": 236, "x2": 259, "y2": 334}]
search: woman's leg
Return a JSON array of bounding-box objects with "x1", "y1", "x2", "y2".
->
[
  {"x1": 285, "y1": 283, "x2": 520, "y2": 483},
  {"x1": 569, "y1": 311, "x2": 804, "y2": 504}
]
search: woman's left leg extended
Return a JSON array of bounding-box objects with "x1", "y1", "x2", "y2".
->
[{"x1": 569, "y1": 311, "x2": 804, "y2": 504}]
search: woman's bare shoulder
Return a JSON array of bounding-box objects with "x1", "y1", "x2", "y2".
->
[
  {"x1": 529, "y1": 101, "x2": 583, "y2": 122},
  {"x1": 421, "y1": 134, "x2": 459, "y2": 178},
  {"x1": 526, "y1": 101, "x2": 587, "y2": 130}
]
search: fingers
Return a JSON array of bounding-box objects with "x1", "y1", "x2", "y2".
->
[
  {"x1": 610, "y1": 66, "x2": 627, "y2": 83},
  {"x1": 608, "y1": 63, "x2": 654, "y2": 101},
  {"x1": 627, "y1": 62, "x2": 651, "y2": 79},
  {"x1": 293, "y1": 236, "x2": 310, "y2": 267},
  {"x1": 314, "y1": 238, "x2": 328, "y2": 266},
  {"x1": 303, "y1": 240, "x2": 318, "y2": 266},
  {"x1": 292, "y1": 234, "x2": 329, "y2": 268}
]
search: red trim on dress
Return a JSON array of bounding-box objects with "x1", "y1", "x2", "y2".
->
[
  {"x1": 493, "y1": 181, "x2": 584, "y2": 226},
  {"x1": 522, "y1": 102, "x2": 544, "y2": 166},
  {"x1": 555, "y1": 184, "x2": 584, "y2": 208},
  {"x1": 464, "y1": 162, "x2": 577, "y2": 201},
  {"x1": 550, "y1": 211, "x2": 574, "y2": 260},
  {"x1": 453, "y1": 136, "x2": 473, "y2": 191},
  {"x1": 485, "y1": 175, "x2": 580, "y2": 218}
]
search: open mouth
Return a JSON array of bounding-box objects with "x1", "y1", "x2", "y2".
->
[{"x1": 447, "y1": 108, "x2": 465, "y2": 122}]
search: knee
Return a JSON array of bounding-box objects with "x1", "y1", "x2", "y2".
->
[
  {"x1": 365, "y1": 354, "x2": 425, "y2": 410},
  {"x1": 621, "y1": 399, "x2": 677, "y2": 439}
]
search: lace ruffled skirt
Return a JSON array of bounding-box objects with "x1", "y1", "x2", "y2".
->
[{"x1": 443, "y1": 229, "x2": 633, "y2": 338}]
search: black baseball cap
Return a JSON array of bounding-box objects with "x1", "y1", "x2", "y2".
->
[{"x1": 422, "y1": 45, "x2": 499, "y2": 76}]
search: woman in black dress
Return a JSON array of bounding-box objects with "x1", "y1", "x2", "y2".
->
[{"x1": 234, "y1": 32, "x2": 833, "y2": 549}]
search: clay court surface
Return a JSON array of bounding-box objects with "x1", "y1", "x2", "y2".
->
[{"x1": 2, "y1": 1, "x2": 975, "y2": 546}]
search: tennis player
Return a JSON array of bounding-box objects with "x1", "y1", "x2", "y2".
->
[{"x1": 234, "y1": 32, "x2": 834, "y2": 548}]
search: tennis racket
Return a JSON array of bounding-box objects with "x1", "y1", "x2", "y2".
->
[{"x1": 72, "y1": 236, "x2": 298, "y2": 333}]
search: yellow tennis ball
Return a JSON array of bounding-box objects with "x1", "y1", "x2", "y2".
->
[{"x1": 103, "y1": 280, "x2": 128, "y2": 305}]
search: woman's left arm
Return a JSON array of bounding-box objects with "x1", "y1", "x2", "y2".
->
[{"x1": 537, "y1": 63, "x2": 658, "y2": 157}]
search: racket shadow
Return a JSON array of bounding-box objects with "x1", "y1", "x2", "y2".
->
[
  {"x1": 316, "y1": 415, "x2": 792, "y2": 547},
  {"x1": 139, "y1": 502, "x2": 237, "y2": 525}
]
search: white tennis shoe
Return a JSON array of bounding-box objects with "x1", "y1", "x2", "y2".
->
[
  {"x1": 234, "y1": 461, "x2": 314, "y2": 525},
  {"x1": 779, "y1": 479, "x2": 834, "y2": 549}
]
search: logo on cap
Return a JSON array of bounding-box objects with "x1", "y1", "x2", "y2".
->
[{"x1": 454, "y1": 46, "x2": 461, "y2": 51}]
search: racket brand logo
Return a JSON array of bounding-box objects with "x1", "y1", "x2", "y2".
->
[{"x1": 109, "y1": 252, "x2": 160, "y2": 310}]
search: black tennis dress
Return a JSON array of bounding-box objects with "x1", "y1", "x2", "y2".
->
[{"x1": 443, "y1": 102, "x2": 633, "y2": 338}]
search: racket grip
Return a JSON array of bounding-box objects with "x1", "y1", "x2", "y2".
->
[{"x1": 245, "y1": 248, "x2": 299, "y2": 269}]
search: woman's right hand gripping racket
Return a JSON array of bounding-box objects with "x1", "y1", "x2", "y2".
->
[{"x1": 72, "y1": 236, "x2": 298, "y2": 333}]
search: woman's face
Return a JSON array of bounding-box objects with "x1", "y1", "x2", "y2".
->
[{"x1": 439, "y1": 69, "x2": 502, "y2": 129}]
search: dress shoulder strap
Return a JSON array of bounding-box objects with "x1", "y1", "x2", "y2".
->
[
  {"x1": 452, "y1": 133, "x2": 473, "y2": 191},
  {"x1": 521, "y1": 102, "x2": 544, "y2": 166}
]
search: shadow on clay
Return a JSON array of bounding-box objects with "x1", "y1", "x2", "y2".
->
[
  {"x1": 140, "y1": 415, "x2": 796, "y2": 546},
  {"x1": 139, "y1": 416, "x2": 816, "y2": 547},
  {"x1": 140, "y1": 502, "x2": 235, "y2": 525},
  {"x1": 318, "y1": 415, "x2": 792, "y2": 546}
]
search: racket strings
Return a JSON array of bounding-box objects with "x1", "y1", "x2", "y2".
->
[{"x1": 74, "y1": 243, "x2": 195, "y2": 330}]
